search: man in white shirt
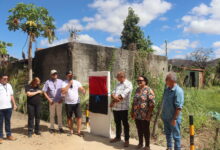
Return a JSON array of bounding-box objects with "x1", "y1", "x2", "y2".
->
[
  {"x1": 0, "y1": 74, "x2": 17, "y2": 144},
  {"x1": 110, "y1": 72, "x2": 133, "y2": 147},
  {"x1": 61, "y1": 71, "x2": 85, "y2": 136}
]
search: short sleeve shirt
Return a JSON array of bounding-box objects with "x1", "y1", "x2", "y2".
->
[
  {"x1": 132, "y1": 87, "x2": 155, "y2": 120},
  {"x1": 0, "y1": 83, "x2": 13, "y2": 109},
  {"x1": 25, "y1": 85, "x2": 43, "y2": 105},
  {"x1": 162, "y1": 84, "x2": 184, "y2": 121},
  {"x1": 62, "y1": 80, "x2": 82, "y2": 104},
  {"x1": 42, "y1": 79, "x2": 63, "y2": 102}
]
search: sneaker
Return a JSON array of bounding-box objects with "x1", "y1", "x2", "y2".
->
[
  {"x1": 144, "y1": 146, "x2": 151, "y2": 150},
  {"x1": 59, "y1": 128, "x2": 65, "y2": 134},
  {"x1": 49, "y1": 129, "x2": 55, "y2": 133},
  {"x1": 0, "y1": 138, "x2": 3, "y2": 144},
  {"x1": 110, "y1": 138, "x2": 121, "y2": 143},
  {"x1": 7, "y1": 136, "x2": 17, "y2": 141},
  {"x1": 166, "y1": 148, "x2": 172, "y2": 150},
  {"x1": 124, "y1": 141, "x2": 129, "y2": 147},
  {"x1": 136, "y1": 144, "x2": 143, "y2": 149}
]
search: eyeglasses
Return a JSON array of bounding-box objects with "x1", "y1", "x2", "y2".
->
[
  {"x1": 137, "y1": 80, "x2": 144, "y2": 82},
  {"x1": 2, "y1": 77, "x2": 8, "y2": 80}
]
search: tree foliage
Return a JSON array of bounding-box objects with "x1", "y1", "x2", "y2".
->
[
  {"x1": 187, "y1": 48, "x2": 214, "y2": 69},
  {"x1": 0, "y1": 41, "x2": 13, "y2": 55},
  {"x1": 121, "y1": 7, "x2": 153, "y2": 52},
  {"x1": 6, "y1": 3, "x2": 56, "y2": 43}
]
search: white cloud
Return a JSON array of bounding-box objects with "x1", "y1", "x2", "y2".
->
[
  {"x1": 40, "y1": 34, "x2": 98, "y2": 47},
  {"x1": 153, "y1": 39, "x2": 199, "y2": 56},
  {"x1": 161, "y1": 25, "x2": 171, "y2": 30},
  {"x1": 106, "y1": 36, "x2": 120, "y2": 42},
  {"x1": 213, "y1": 41, "x2": 220, "y2": 48},
  {"x1": 159, "y1": 17, "x2": 168, "y2": 21},
  {"x1": 214, "y1": 49, "x2": 220, "y2": 58},
  {"x1": 83, "y1": 0, "x2": 172, "y2": 35},
  {"x1": 78, "y1": 34, "x2": 98, "y2": 45},
  {"x1": 152, "y1": 45, "x2": 165, "y2": 55},
  {"x1": 181, "y1": 0, "x2": 220, "y2": 34},
  {"x1": 58, "y1": 19, "x2": 83, "y2": 32},
  {"x1": 162, "y1": 39, "x2": 199, "y2": 50}
]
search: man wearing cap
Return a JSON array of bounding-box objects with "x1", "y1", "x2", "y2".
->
[
  {"x1": 43, "y1": 70, "x2": 64, "y2": 133},
  {"x1": 61, "y1": 71, "x2": 86, "y2": 136}
]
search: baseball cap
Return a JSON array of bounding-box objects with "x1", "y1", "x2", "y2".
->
[
  {"x1": 50, "y1": 69, "x2": 58, "y2": 75},
  {"x1": 66, "y1": 70, "x2": 73, "y2": 75}
]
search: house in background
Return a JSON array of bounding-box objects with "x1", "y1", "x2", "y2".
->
[{"x1": 182, "y1": 67, "x2": 205, "y2": 88}]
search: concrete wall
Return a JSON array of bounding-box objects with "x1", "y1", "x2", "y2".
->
[
  {"x1": 34, "y1": 43, "x2": 72, "y2": 82},
  {"x1": 34, "y1": 42, "x2": 168, "y2": 83}
]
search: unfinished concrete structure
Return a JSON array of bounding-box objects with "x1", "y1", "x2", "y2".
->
[
  {"x1": 182, "y1": 67, "x2": 205, "y2": 88},
  {"x1": 34, "y1": 42, "x2": 168, "y2": 83}
]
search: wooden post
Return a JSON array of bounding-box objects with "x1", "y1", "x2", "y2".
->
[{"x1": 189, "y1": 115, "x2": 195, "y2": 150}]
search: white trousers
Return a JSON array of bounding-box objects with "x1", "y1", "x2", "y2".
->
[{"x1": 49, "y1": 103, "x2": 63, "y2": 129}]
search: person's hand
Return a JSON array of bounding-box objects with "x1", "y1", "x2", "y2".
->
[
  {"x1": 171, "y1": 119, "x2": 176, "y2": 126},
  {"x1": 13, "y1": 104, "x2": 17, "y2": 111},
  {"x1": 149, "y1": 95, "x2": 154, "y2": 100},
  {"x1": 130, "y1": 112, "x2": 135, "y2": 120},
  {"x1": 49, "y1": 99, "x2": 54, "y2": 105}
]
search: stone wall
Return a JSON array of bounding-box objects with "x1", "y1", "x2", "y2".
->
[{"x1": 34, "y1": 42, "x2": 168, "y2": 83}]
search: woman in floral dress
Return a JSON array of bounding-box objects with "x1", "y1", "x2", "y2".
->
[{"x1": 131, "y1": 76, "x2": 155, "y2": 150}]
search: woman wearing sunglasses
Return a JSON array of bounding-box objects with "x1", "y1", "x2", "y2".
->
[{"x1": 131, "y1": 76, "x2": 155, "y2": 150}]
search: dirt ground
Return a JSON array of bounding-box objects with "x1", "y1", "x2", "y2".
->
[{"x1": 0, "y1": 111, "x2": 166, "y2": 150}]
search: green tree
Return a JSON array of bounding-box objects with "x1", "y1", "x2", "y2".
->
[
  {"x1": 6, "y1": 3, "x2": 56, "y2": 82},
  {"x1": 0, "y1": 41, "x2": 12, "y2": 55},
  {"x1": 121, "y1": 7, "x2": 153, "y2": 52}
]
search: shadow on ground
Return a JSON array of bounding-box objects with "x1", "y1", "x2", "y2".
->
[{"x1": 83, "y1": 131, "x2": 137, "y2": 150}]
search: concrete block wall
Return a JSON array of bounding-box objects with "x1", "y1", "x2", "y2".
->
[{"x1": 34, "y1": 42, "x2": 168, "y2": 83}]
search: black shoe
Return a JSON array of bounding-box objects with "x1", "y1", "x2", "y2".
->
[
  {"x1": 35, "y1": 132, "x2": 41, "y2": 135},
  {"x1": 49, "y1": 129, "x2": 55, "y2": 133},
  {"x1": 59, "y1": 128, "x2": 65, "y2": 134}
]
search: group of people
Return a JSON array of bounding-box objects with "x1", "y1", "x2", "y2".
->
[
  {"x1": 110, "y1": 72, "x2": 184, "y2": 150},
  {"x1": 0, "y1": 70, "x2": 184, "y2": 150}
]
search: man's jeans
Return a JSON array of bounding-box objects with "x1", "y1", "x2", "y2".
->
[
  {"x1": 0, "y1": 108, "x2": 12, "y2": 138},
  {"x1": 163, "y1": 119, "x2": 181, "y2": 150}
]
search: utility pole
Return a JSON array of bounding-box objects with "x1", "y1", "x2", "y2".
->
[{"x1": 165, "y1": 40, "x2": 168, "y2": 57}]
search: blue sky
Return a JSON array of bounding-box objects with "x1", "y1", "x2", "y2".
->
[{"x1": 1, "y1": 0, "x2": 220, "y2": 59}]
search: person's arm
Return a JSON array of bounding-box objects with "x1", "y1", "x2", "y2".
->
[
  {"x1": 171, "y1": 88, "x2": 184, "y2": 126},
  {"x1": 43, "y1": 92, "x2": 54, "y2": 104},
  {"x1": 26, "y1": 90, "x2": 42, "y2": 97},
  {"x1": 11, "y1": 96, "x2": 17, "y2": 111},
  {"x1": 79, "y1": 86, "x2": 86, "y2": 95},
  {"x1": 61, "y1": 80, "x2": 73, "y2": 95},
  {"x1": 9, "y1": 85, "x2": 17, "y2": 110},
  {"x1": 120, "y1": 82, "x2": 133, "y2": 100},
  {"x1": 42, "y1": 82, "x2": 54, "y2": 104}
]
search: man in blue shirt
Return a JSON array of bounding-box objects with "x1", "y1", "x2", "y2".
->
[
  {"x1": 43, "y1": 70, "x2": 64, "y2": 133},
  {"x1": 162, "y1": 72, "x2": 184, "y2": 150}
]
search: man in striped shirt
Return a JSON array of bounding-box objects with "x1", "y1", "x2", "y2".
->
[{"x1": 110, "y1": 72, "x2": 133, "y2": 147}]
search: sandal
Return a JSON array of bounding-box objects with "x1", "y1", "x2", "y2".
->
[{"x1": 77, "y1": 132, "x2": 84, "y2": 137}]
